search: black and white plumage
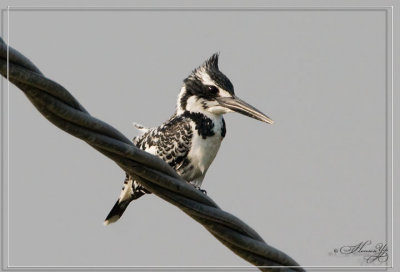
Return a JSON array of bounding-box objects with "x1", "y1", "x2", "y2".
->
[{"x1": 104, "y1": 53, "x2": 273, "y2": 225}]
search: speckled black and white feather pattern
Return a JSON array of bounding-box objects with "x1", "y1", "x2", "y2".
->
[
  {"x1": 134, "y1": 113, "x2": 192, "y2": 169},
  {"x1": 104, "y1": 111, "x2": 226, "y2": 225},
  {"x1": 133, "y1": 111, "x2": 226, "y2": 181}
]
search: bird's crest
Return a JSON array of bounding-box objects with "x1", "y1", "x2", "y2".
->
[
  {"x1": 191, "y1": 53, "x2": 220, "y2": 76},
  {"x1": 203, "y1": 52, "x2": 219, "y2": 70}
]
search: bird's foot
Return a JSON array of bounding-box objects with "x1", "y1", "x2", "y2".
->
[{"x1": 196, "y1": 187, "x2": 207, "y2": 195}]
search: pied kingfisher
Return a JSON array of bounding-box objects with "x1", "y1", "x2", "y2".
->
[{"x1": 104, "y1": 53, "x2": 273, "y2": 225}]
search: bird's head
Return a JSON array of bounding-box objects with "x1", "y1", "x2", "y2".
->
[{"x1": 177, "y1": 53, "x2": 273, "y2": 124}]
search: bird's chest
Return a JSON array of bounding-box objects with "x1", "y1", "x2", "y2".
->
[{"x1": 187, "y1": 116, "x2": 225, "y2": 176}]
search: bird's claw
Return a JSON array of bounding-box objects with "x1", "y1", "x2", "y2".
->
[{"x1": 196, "y1": 187, "x2": 207, "y2": 195}]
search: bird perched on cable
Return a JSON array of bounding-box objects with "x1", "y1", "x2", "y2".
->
[{"x1": 104, "y1": 53, "x2": 273, "y2": 225}]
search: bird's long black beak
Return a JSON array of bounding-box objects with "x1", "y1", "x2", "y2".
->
[{"x1": 216, "y1": 96, "x2": 274, "y2": 124}]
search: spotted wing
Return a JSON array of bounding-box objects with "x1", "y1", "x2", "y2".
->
[{"x1": 133, "y1": 115, "x2": 193, "y2": 172}]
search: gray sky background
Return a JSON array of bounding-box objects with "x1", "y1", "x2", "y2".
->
[{"x1": 2, "y1": 1, "x2": 393, "y2": 269}]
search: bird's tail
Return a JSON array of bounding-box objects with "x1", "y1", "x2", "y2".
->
[
  {"x1": 104, "y1": 198, "x2": 132, "y2": 225},
  {"x1": 104, "y1": 176, "x2": 145, "y2": 225}
]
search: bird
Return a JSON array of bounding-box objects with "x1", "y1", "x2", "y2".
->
[{"x1": 104, "y1": 53, "x2": 273, "y2": 225}]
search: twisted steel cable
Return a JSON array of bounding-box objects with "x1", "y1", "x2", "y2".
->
[{"x1": 0, "y1": 37, "x2": 304, "y2": 272}]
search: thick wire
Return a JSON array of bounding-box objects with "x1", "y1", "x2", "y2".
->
[{"x1": 0, "y1": 38, "x2": 304, "y2": 272}]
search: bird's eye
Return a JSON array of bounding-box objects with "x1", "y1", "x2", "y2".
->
[{"x1": 207, "y1": 86, "x2": 219, "y2": 94}]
